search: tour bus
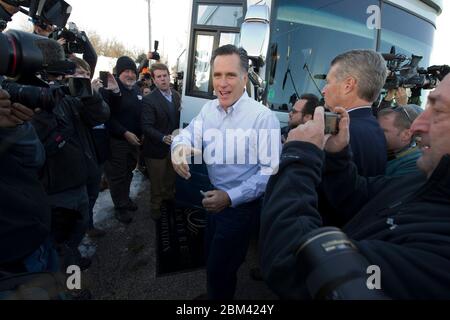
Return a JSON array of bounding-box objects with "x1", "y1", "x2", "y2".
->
[{"x1": 180, "y1": 0, "x2": 443, "y2": 128}]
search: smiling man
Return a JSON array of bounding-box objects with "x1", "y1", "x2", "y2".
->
[
  {"x1": 101, "y1": 56, "x2": 143, "y2": 224},
  {"x1": 171, "y1": 44, "x2": 280, "y2": 300},
  {"x1": 260, "y1": 75, "x2": 450, "y2": 299}
]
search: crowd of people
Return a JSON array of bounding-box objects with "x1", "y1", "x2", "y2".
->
[{"x1": 1, "y1": 0, "x2": 450, "y2": 300}]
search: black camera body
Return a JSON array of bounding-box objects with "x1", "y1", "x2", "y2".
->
[
  {"x1": 296, "y1": 227, "x2": 389, "y2": 300},
  {"x1": 50, "y1": 22, "x2": 86, "y2": 55},
  {"x1": 382, "y1": 47, "x2": 448, "y2": 91},
  {"x1": 150, "y1": 40, "x2": 160, "y2": 61},
  {"x1": 3, "y1": 0, "x2": 71, "y2": 28},
  {"x1": 324, "y1": 112, "x2": 340, "y2": 135},
  {"x1": 0, "y1": 29, "x2": 75, "y2": 82}
]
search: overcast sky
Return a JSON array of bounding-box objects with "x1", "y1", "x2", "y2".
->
[{"x1": 7, "y1": 0, "x2": 448, "y2": 67}]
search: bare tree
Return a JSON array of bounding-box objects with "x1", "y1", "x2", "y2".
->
[{"x1": 86, "y1": 30, "x2": 141, "y2": 59}]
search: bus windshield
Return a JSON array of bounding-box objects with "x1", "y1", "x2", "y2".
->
[{"x1": 265, "y1": 0, "x2": 436, "y2": 112}]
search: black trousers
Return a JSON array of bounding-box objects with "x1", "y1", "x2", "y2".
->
[
  {"x1": 205, "y1": 200, "x2": 260, "y2": 300},
  {"x1": 104, "y1": 138, "x2": 138, "y2": 209}
]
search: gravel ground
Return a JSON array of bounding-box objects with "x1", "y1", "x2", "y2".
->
[{"x1": 81, "y1": 170, "x2": 277, "y2": 300}]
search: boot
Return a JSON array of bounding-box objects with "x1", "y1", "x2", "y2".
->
[{"x1": 115, "y1": 209, "x2": 132, "y2": 224}]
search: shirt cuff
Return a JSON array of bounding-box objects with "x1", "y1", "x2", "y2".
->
[{"x1": 226, "y1": 187, "x2": 246, "y2": 208}]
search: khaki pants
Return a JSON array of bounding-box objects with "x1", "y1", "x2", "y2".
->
[{"x1": 145, "y1": 155, "x2": 176, "y2": 213}]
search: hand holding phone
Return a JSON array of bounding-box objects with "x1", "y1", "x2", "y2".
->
[{"x1": 99, "y1": 71, "x2": 109, "y2": 89}]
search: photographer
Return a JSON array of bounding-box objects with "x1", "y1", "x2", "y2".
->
[
  {"x1": 4, "y1": 55, "x2": 110, "y2": 269},
  {"x1": 260, "y1": 75, "x2": 450, "y2": 299},
  {"x1": 0, "y1": 90, "x2": 58, "y2": 274},
  {"x1": 0, "y1": 0, "x2": 18, "y2": 31},
  {"x1": 0, "y1": 0, "x2": 60, "y2": 276},
  {"x1": 32, "y1": 19, "x2": 55, "y2": 37},
  {"x1": 379, "y1": 86, "x2": 409, "y2": 110},
  {"x1": 36, "y1": 21, "x2": 98, "y2": 80}
]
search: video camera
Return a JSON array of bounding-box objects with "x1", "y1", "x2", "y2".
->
[
  {"x1": 0, "y1": 29, "x2": 75, "y2": 84},
  {"x1": 50, "y1": 22, "x2": 87, "y2": 55},
  {"x1": 2, "y1": 0, "x2": 72, "y2": 28},
  {"x1": 382, "y1": 46, "x2": 449, "y2": 91}
]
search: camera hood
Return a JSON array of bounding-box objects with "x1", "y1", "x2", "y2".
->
[{"x1": 4, "y1": 0, "x2": 72, "y2": 28}]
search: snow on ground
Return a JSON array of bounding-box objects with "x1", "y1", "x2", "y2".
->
[{"x1": 79, "y1": 170, "x2": 150, "y2": 258}]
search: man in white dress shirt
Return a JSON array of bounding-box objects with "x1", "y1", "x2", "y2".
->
[{"x1": 171, "y1": 44, "x2": 281, "y2": 300}]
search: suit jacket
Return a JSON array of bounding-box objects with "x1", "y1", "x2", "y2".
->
[
  {"x1": 141, "y1": 88, "x2": 181, "y2": 159},
  {"x1": 348, "y1": 107, "x2": 387, "y2": 177}
]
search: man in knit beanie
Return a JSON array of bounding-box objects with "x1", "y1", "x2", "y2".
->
[{"x1": 100, "y1": 56, "x2": 143, "y2": 224}]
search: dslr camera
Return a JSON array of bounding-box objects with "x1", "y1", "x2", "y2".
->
[
  {"x1": 50, "y1": 22, "x2": 87, "y2": 55},
  {"x1": 296, "y1": 227, "x2": 389, "y2": 300}
]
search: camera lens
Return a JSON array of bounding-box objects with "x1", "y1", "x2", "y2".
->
[{"x1": 296, "y1": 227, "x2": 388, "y2": 300}]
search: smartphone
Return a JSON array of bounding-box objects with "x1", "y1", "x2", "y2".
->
[
  {"x1": 99, "y1": 71, "x2": 109, "y2": 89},
  {"x1": 324, "y1": 112, "x2": 340, "y2": 135},
  {"x1": 68, "y1": 77, "x2": 92, "y2": 98},
  {"x1": 200, "y1": 190, "x2": 207, "y2": 198}
]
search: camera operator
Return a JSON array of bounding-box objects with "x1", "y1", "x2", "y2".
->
[
  {"x1": 0, "y1": 0, "x2": 60, "y2": 277},
  {"x1": 0, "y1": 89, "x2": 60, "y2": 275},
  {"x1": 379, "y1": 86, "x2": 409, "y2": 110},
  {"x1": 260, "y1": 75, "x2": 450, "y2": 299},
  {"x1": 32, "y1": 19, "x2": 55, "y2": 37},
  {"x1": 4, "y1": 54, "x2": 110, "y2": 270},
  {"x1": 33, "y1": 20, "x2": 98, "y2": 80},
  {"x1": 0, "y1": 0, "x2": 18, "y2": 31}
]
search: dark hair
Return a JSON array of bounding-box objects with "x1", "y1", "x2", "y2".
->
[
  {"x1": 299, "y1": 93, "x2": 320, "y2": 116},
  {"x1": 68, "y1": 56, "x2": 91, "y2": 74},
  {"x1": 150, "y1": 63, "x2": 169, "y2": 78},
  {"x1": 211, "y1": 44, "x2": 249, "y2": 73}
]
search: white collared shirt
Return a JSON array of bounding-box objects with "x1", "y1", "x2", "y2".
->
[{"x1": 172, "y1": 92, "x2": 281, "y2": 207}]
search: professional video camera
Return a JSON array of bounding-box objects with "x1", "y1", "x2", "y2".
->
[
  {"x1": 0, "y1": 29, "x2": 75, "y2": 84},
  {"x1": 382, "y1": 46, "x2": 449, "y2": 91},
  {"x1": 50, "y1": 22, "x2": 87, "y2": 55},
  {"x1": 1, "y1": 0, "x2": 71, "y2": 28}
]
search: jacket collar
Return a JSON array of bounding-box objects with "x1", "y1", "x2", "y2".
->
[
  {"x1": 428, "y1": 154, "x2": 450, "y2": 191},
  {"x1": 347, "y1": 107, "x2": 375, "y2": 118}
]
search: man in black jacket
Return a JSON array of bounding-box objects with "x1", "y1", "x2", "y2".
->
[
  {"x1": 142, "y1": 63, "x2": 181, "y2": 219},
  {"x1": 260, "y1": 75, "x2": 450, "y2": 299},
  {"x1": 4, "y1": 57, "x2": 110, "y2": 269},
  {"x1": 102, "y1": 56, "x2": 143, "y2": 224},
  {"x1": 0, "y1": 88, "x2": 57, "y2": 274}
]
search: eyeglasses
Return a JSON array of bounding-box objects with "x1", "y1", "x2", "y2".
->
[{"x1": 391, "y1": 106, "x2": 414, "y2": 124}]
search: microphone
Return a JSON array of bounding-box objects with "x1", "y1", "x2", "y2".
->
[
  {"x1": 314, "y1": 74, "x2": 326, "y2": 80},
  {"x1": 282, "y1": 68, "x2": 289, "y2": 90},
  {"x1": 382, "y1": 54, "x2": 397, "y2": 61}
]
